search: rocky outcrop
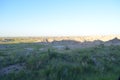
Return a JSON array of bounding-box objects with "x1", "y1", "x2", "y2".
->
[{"x1": 35, "y1": 35, "x2": 120, "y2": 43}]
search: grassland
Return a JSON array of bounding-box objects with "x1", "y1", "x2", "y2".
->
[{"x1": 0, "y1": 37, "x2": 120, "y2": 80}]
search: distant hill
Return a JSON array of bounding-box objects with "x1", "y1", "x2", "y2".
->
[
  {"x1": 30, "y1": 35, "x2": 120, "y2": 42},
  {"x1": 0, "y1": 34, "x2": 120, "y2": 43}
]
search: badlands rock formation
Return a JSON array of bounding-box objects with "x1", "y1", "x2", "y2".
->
[{"x1": 36, "y1": 35, "x2": 120, "y2": 42}]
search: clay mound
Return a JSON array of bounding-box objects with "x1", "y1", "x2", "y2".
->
[{"x1": 107, "y1": 37, "x2": 120, "y2": 43}]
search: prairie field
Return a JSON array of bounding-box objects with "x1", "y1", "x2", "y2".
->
[{"x1": 0, "y1": 36, "x2": 120, "y2": 80}]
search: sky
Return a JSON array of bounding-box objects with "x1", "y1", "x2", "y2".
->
[{"x1": 0, "y1": 0, "x2": 120, "y2": 37}]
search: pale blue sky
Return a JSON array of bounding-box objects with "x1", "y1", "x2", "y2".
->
[{"x1": 0, "y1": 0, "x2": 120, "y2": 37}]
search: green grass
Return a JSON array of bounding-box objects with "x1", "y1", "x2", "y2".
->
[{"x1": 0, "y1": 43, "x2": 120, "y2": 80}]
